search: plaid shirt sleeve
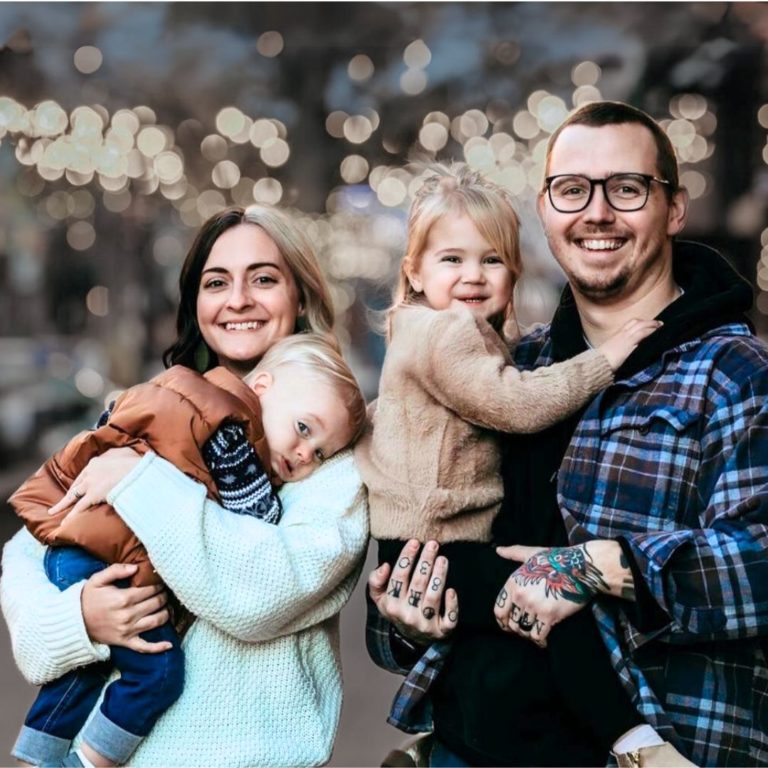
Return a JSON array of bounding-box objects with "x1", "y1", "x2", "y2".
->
[
  {"x1": 365, "y1": 592, "x2": 451, "y2": 733},
  {"x1": 618, "y1": 336, "x2": 768, "y2": 642}
]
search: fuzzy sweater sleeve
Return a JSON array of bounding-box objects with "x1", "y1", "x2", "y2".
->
[
  {"x1": 402, "y1": 306, "x2": 613, "y2": 433},
  {"x1": 107, "y1": 449, "x2": 369, "y2": 643},
  {"x1": 0, "y1": 527, "x2": 110, "y2": 685}
]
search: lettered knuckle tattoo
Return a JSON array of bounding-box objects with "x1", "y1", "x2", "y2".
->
[{"x1": 408, "y1": 589, "x2": 422, "y2": 608}]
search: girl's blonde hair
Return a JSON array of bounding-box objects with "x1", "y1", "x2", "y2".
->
[
  {"x1": 244, "y1": 332, "x2": 368, "y2": 445},
  {"x1": 390, "y1": 162, "x2": 522, "y2": 335}
]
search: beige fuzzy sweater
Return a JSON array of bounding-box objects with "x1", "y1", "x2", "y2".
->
[{"x1": 355, "y1": 304, "x2": 613, "y2": 543}]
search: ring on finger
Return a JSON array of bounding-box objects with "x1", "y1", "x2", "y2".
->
[
  {"x1": 518, "y1": 613, "x2": 535, "y2": 632},
  {"x1": 73, "y1": 487, "x2": 84, "y2": 499}
]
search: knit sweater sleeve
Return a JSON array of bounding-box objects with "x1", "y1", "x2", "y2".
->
[
  {"x1": 107, "y1": 450, "x2": 369, "y2": 643},
  {"x1": 0, "y1": 527, "x2": 110, "y2": 685},
  {"x1": 405, "y1": 306, "x2": 613, "y2": 433}
]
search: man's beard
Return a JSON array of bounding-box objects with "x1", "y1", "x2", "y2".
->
[{"x1": 570, "y1": 265, "x2": 631, "y2": 301}]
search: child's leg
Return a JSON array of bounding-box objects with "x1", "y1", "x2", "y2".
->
[
  {"x1": 13, "y1": 548, "x2": 112, "y2": 765},
  {"x1": 547, "y1": 608, "x2": 645, "y2": 754},
  {"x1": 78, "y1": 615, "x2": 184, "y2": 765}
]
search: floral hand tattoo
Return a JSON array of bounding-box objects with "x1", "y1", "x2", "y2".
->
[{"x1": 512, "y1": 545, "x2": 608, "y2": 604}]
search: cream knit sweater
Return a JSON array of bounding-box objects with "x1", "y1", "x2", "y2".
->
[
  {"x1": 355, "y1": 304, "x2": 613, "y2": 543},
  {"x1": 1, "y1": 450, "x2": 368, "y2": 767}
]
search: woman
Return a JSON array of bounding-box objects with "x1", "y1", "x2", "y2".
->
[{"x1": 1, "y1": 205, "x2": 369, "y2": 767}]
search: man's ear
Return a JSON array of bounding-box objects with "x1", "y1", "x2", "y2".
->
[
  {"x1": 667, "y1": 186, "x2": 689, "y2": 237},
  {"x1": 249, "y1": 371, "x2": 273, "y2": 396}
]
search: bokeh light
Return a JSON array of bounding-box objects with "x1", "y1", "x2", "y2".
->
[
  {"x1": 74, "y1": 46, "x2": 103, "y2": 75},
  {"x1": 257, "y1": 30, "x2": 284, "y2": 57},
  {"x1": 348, "y1": 54, "x2": 374, "y2": 82}
]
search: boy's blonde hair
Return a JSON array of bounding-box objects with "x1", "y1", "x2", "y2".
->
[
  {"x1": 391, "y1": 162, "x2": 522, "y2": 335},
  {"x1": 244, "y1": 333, "x2": 367, "y2": 444}
]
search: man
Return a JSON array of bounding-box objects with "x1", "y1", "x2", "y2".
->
[{"x1": 367, "y1": 101, "x2": 768, "y2": 767}]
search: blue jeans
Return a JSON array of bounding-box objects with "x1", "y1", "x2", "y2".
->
[{"x1": 14, "y1": 546, "x2": 184, "y2": 765}]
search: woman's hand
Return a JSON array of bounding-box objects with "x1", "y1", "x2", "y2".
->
[
  {"x1": 368, "y1": 539, "x2": 458, "y2": 645},
  {"x1": 82, "y1": 563, "x2": 172, "y2": 653},
  {"x1": 48, "y1": 446, "x2": 143, "y2": 518}
]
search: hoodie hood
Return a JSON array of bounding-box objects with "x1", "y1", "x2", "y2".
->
[{"x1": 549, "y1": 240, "x2": 754, "y2": 378}]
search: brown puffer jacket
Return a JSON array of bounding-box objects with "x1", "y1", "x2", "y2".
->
[{"x1": 9, "y1": 365, "x2": 271, "y2": 589}]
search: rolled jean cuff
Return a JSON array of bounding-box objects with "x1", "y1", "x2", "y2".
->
[
  {"x1": 12, "y1": 725, "x2": 70, "y2": 765},
  {"x1": 81, "y1": 708, "x2": 143, "y2": 764}
]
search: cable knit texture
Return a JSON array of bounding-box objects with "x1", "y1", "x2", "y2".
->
[
  {"x1": 355, "y1": 304, "x2": 613, "y2": 543},
  {"x1": 1, "y1": 533, "x2": 110, "y2": 686},
  {"x1": 2, "y1": 450, "x2": 368, "y2": 767}
]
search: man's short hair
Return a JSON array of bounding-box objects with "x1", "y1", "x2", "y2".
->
[{"x1": 545, "y1": 101, "x2": 679, "y2": 192}]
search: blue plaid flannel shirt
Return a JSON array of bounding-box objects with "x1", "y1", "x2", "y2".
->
[{"x1": 367, "y1": 319, "x2": 768, "y2": 765}]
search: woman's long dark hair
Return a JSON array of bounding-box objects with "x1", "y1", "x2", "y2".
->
[
  {"x1": 163, "y1": 207, "x2": 247, "y2": 371},
  {"x1": 163, "y1": 205, "x2": 335, "y2": 372}
]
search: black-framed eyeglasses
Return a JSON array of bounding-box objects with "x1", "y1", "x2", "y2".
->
[{"x1": 544, "y1": 173, "x2": 672, "y2": 213}]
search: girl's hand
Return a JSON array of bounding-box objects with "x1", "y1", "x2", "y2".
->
[
  {"x1": 48, "y1": 447, "x2": 143, "y2": 517},
  {"x1": 598, "y1": 318, "x2": 663, "y2": 371},
  {"x1": 368, "y1": 539, "x2": 458, "y2": 645},
  {"x1": 82, "y1": 563, "x2": 173, "y2": 653}
]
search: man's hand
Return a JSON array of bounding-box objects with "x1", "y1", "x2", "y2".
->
[
  {"x1": 368, "y1": 539, "x2": 459, "y2": 645},
  {"x1": 494, "y1": 541, "x2": 630, "y2": 647}
]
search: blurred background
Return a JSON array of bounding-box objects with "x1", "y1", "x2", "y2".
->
[{"x1": 0, "y1": 2, "x2": 766, "y2": 764}]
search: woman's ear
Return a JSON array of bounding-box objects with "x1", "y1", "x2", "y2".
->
[{"x1": 248, "y1": 371, "x2": 273, "y2": 396}]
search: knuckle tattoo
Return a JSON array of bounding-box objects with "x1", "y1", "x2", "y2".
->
[
  {"x1": 431, "y1": 576, "x2": 442, "y2": 592},
  {"x1": 422, "y1": 606, "x2": 436, "y2": 620},
  {"x1": 408, "y1": 589, "x2": 422, "y2": 607},
  {"x1": 398, "y1": 556, "x2": 411, "y2": 569},
  {"x1": 387, "y1": 579, "x2": 403, "y2": 598}
]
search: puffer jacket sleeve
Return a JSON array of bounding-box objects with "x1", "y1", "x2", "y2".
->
[{"x1": 108, "y1": 450, "x2": 369, "y2": 642}]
